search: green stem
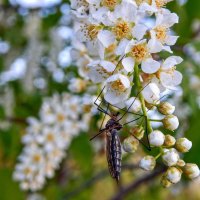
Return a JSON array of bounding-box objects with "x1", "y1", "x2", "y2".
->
[
  {"x1": 155, "y1": 152, "x2": 162, "y2": 160},
  {"x1": 134, "y1": 64, "x2": 153, "y2": 133}
]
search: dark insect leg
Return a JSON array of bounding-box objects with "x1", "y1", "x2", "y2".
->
[
  {"x1": 144, "y1": 115, "x2": 151, "y2": 151},
  {"x1": 89, "y1": 128, "x2": 107, "y2": 141},
  {"x1": 94, "y1": 86, "x2": 111, "y2": 116},
  {"x1": 123, "y1": 115, "x2": 151, "y2": 151},
  {"x1": 90, "y1": 102, "x2": 110, "y2": 141},
  {"x1": 118, "y1": 81, "x2": 151, "y2": 121},
  {"x1": 122, "y1": 116, "x2": 143, "y2": 126},
  {"x1": 99, "y1": 103, "x2": 110, "y2": 131},
  {"x1": 94, "y1": 56, "x2": 125, "y2": 114},
  {"x1": 97, "y1": 98, "x2": 144, "y2": 117},
  {"x1": 147, "y1": 94, "x2": 170, "y2": 113}
]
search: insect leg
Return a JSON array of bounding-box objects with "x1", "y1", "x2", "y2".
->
[
  {"x1": 146, "y1": 94, "x2": 170, "y2": 113},
  {"x1": 89, "y1": 128, "x2": 106, "y2": 141},
  {"x1": 94, "y1": 86, "x2": 111, "y2": 115},
  {"x1": 123, "y1": 115, "x2": 151, "y2": 151},
  {"x1": 118, "y1": 81, "x2": 151, "y2": 121},
  {"x1": 122, "y1": 116, "x2": 143, "y2": 126},
  {"x1": 90, "y1": 102, "x2": 110, "y2": 141},
  {"x1": 99, "y1": 103, "x2": 110, "y2": 131},
  {"x1": 144, "y1": 115, "x2": 151, "y2": 151}
]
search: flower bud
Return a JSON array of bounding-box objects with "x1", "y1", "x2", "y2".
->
[
  {"x1": 130, "y1": 125, "x2": 144, "y2": 140},
  {"x1": 125, "y1": 97, "x2": 141, "y2": 113},
  {"x1": 166, "y1": 167, "x2": 182, "y2": 184},
  {"x1": 177, "y1": 159, "x2": 186, "y2": 167},
  {"x1": 162, "y1": 148, "x2": 179, "y2": 166},
  {"x1": 149, "y1": 130, "x2": 165, "y2": 147},
  {"x1": 123, "y1": 136, "x2": 139, "y2": 153},
  {"x1": 158, "y1": 102, "x2": 175, "y2": 115},
  {"x1": 139, "y1": 156, "x2": 156, "y2": 171},
  {"x1": 175, "y1": 138, "x2": 192, "y2": 153},
  {"x1": 161, "y1": 176, "x2": 172, "y2": 188},
  {"x1": 162, "y1": 115, "x2": 179, "y2": 131},
  {"x1": 183, "y1": 163, "x2": 200, "y2": 179},
  {"x1": 164, "y1": 135, "x2": 176, "y2": 147}
]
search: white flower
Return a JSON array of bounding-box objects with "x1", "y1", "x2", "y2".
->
[
  {"x1": 158, "y1": 101, "x2": 175, "y2": 115},
  {"x1": 70, "y1": 0, "x2": 89, "y2": 17},
  {"x1": 183, "y1": 163, "x2": 200, "y2": 179},
  {"x1": 124, "y1": 39, "x2": 161, "y2": 74},
  {"x1": 162, "y1": 148, "x2": 179, "y2": 166},
  {"x1": 166, "y1": 167, "x2": 182, "y2": 184},
  {"x1": 139, "y1": 0, "x2": 173, "y2": 13},
  {"x1": 105, "y1": 74, "x2": 131, "y2": 104},
  {"x1": 162, "y1": 114, "x2": 179, "y2": 131},
  {"x1": 149, "y1": 130, "x2": 165, "y2": 147},
  {"x1": 175, "y1": 138, "x2": 192, "y2": 153},
  {"x1": 149, "y1": 10, "x2": 179, "y2": 52},
  {"x1": 88, "y1": 60, "x2": 116, "y2": 83},
  {"x1": 158, "y1": 56, "x2": 183, "y2": 89},
  {"x1": 139, "y1": 155, "x2": 156, "y2": 171},
  {"x1": 123, "y1": 136, "x2": 139, "y2": 153},
  {"x1": 69, "y1": 78, "x2": 87, "y2": 93},
  {"x1": 142, "y1": 83, "x2": 160, "y2": 104},
  {"x1": 125, "y1": 97, "x2": 141, "y2": 113},
  {"x1": 14, "y1": 93, "x2": 93, "y2": 191}
]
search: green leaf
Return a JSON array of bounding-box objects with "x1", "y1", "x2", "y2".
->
[
  {"x1": 0, "y1": 168, "x2": 25, "y2": 200},
  {"x1": 69, "y1": 133, "x2": 94, "y2": 176}
]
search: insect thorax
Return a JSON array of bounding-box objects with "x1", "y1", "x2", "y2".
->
[{"x1": 105, "y1": 118, "x2": 122, "y2": 131}]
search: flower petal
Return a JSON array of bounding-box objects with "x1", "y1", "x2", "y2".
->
[
  {"x1": 160, "y1": 71, "x2": 182, "y2": 89},
  {"x1": 165, "y1": 35, "x2": 179, "y2": 46},
  {"x1": 162, "y1": 56, "x2": 183, "y2": 69},
  {"x1": 97, "y1": 30, "x2": 115, "y2": 48},
  {"x1": 115, "y1": 38, "x2": 129, "y2": 56},
  {"x1": 122, "y1": 57, "x2": 135, "y2": 72},
  {"x1": 132, "y1": 24, "x2": 148, "y2": 41},
  {"x1": 142, "y1": 83, "x2": 160, "y2": 104},
  {"x1": 148, "y1": 39, "x2": 163, "y2": 53},
  {"x1": 141, "y1": 58, "x2": 160, "y2": 74}
]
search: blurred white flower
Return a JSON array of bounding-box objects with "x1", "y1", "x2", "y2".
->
[
  {"x1": 183, "y1": 163, "x2": 200, "y2": 179},
  {"x1": 139, "y1": 155, "x2": 156, "y2": 171},
  {"x1": 14, "y1": 93, "x2": 94, "y2": 191},
  {"x1": 162, "y1": 114, "x2": 179, "y2": 131},
  {"x1": 175, "y1": 138, "x2": 192, "y2": 153},
  {"x1": 165, "y1": 167, "x2": 182, "y2": 184}
]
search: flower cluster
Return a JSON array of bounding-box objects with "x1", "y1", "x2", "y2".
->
[
  {"x1": 71, "y1": 0, "x2": 182, "y2": 105},
  {"x1": 71, "y1": 0, "x2": 200, "y2": 188},
  {"x1": 13, "y1": 93, "x2": 93, "y2": 191}
]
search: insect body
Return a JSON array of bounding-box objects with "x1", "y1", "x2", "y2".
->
[{"x1": 105, "y1": 116, "x2": 122, "y2": 183}]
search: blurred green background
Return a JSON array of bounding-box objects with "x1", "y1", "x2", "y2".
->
[{"x1": 1, "y1": 0, "x2": 200, "y2": 199}]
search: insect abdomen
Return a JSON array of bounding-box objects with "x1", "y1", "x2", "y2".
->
[{"x1": 106, "y1": 129, "x2": 122, "y2": 183}]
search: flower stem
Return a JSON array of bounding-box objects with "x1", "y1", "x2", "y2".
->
[{"x1": 134, "y1": 64, "x2": 153, "y2": 133}]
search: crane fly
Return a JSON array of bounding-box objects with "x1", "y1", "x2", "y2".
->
[
  {"x1": 90, "y1": 88, "x2": 151, "y2": 184},
  {"x1": 90, "y1": 57, "x2": 168, "y2": 183}
]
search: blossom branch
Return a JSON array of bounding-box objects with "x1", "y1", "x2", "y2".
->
[{"x1": 111, "y1": 166, "x2": 166, "y2": 200}]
